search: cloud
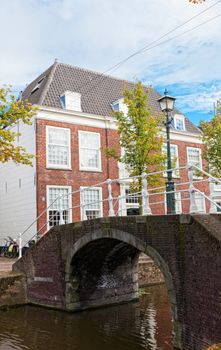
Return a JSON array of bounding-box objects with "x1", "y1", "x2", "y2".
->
[{"x1": 0, "y1": 0, "x2": 220, "y2": 121}]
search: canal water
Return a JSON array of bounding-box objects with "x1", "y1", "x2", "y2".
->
[{"x1": 0, "y1": 284, "x2": 172, "y2": 350}]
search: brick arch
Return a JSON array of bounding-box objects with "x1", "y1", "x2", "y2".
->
[
  {"x1": 13, "y1": 215, "x2": 221, "y2": 349},
  {"x1": 65, "y1": 229, "x2": 178, "y2": 343}
]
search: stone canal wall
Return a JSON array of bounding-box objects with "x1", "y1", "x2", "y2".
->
[
  {"x1": 138, "y1": 254, "x2": 164, "y2": 286},
  {"x1": 0, "y1": 272, "x2": 27, "y2": 309}
]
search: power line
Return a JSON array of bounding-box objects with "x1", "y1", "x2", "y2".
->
[
  {"x1": 84, "y1": 13, "x2": 221, "y2": 95},
  {"x1": 71, "y1": 0, "x2": 221, "y2": 94},
  {"x1": 132, "y1": 13, "x2": 221, "y2": 81}
]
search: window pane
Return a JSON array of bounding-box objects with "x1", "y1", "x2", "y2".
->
[
  {"x1": 47, "y1": 128, "x2": 70, "y2": 167},
  {"x1": 175, "y1": 118, "x2": 185, "y2": 131},
  {"x1": 49, "y1": 128, "x2": 69, "y2": 145},
  {"x1": 125, "y1": 189, "x2": 140, "y2": 204},
  {"x1": 81, "y1": 188, "x2": 102, "y2": 219},
  {"x1": 48, "y1": 145, "x2": 69, "y2": 166},
  {"x1": 80, "y1": 149, "x2": 99, "y2": 169},
  {"x1": 80, "y1": 133, "x2": 99, "y2": 149},
  {"x1": 80, "y1": 132, "x2": 100, "y2": 170},
  {"x1": 195, "y1": 193, "x2": 205, "y2": 212},
  {"x1": 48, "y1": 187, "x2": 70, "y2": 227},
  {"x1": 188, "y1": 148, "x2": 201, "y2": 167}
]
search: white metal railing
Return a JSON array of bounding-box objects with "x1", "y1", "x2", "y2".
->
[{"x1": 17, "y1": 164, "x2": 221, "y2": 258}]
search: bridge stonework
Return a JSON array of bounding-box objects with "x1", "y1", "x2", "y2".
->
[{"x1": 13, "y1": 214, "x2": 221, "y2": 350}]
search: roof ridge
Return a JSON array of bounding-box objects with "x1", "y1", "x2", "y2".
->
[
  {"x1": 39, "y1": 61, "x2": 59, "y2": 105},
  {"x1": 57, "y1": 61, "x2": 153, "y2": 90}
]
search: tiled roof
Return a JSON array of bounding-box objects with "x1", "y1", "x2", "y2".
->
[{"x1": 22, "y1": 61, "x2": 200, "y2": 134}]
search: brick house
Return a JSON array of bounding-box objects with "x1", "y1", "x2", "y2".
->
[{"x1": 0, "y1": 61, "x2": 216, "y2": 245}]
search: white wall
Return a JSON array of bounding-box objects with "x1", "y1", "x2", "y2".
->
[{"x1": 0, "y1": 120, "x2": 37, "y2": 247}]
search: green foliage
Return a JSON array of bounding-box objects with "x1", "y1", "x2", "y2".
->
[
  {"x1": 106, "y1": 82, "x2": 166, "y2": 189},
  {"x1": 200, "y1": 114, "x2": 221, "y2": 177},
  {"x1": 0, "y1": 86, "x2": 37, "y2": 165}
]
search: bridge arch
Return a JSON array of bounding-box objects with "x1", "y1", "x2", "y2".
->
[{"x1": 65, "y1": 229, "x2": 178, "y2": 324}]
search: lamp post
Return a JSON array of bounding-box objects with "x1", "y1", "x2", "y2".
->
[{"x1": 158, "y1": 89, "x2": 176, "y2": 215}]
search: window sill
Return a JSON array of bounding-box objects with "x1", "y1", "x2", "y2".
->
[
  {"x1": 46, "y1": 166, "x2": 72, "y2": 171},
  {"x1": 79, "y1": 168, "x2": 102, "y2": 173}
]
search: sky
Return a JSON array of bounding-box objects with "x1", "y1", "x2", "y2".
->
[{"x1": 0, "y1": 0, "x2": 221, "y2": 126}]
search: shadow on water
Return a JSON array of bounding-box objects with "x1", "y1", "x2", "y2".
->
[{"x1": 0, "y1": 285, "x2": 172, "y2": 350}]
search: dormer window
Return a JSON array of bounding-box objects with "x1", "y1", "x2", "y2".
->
[
  {"x1": 60, "y1": 91, "x2": 82, "y2": 112},
  {"x1": 174, "y1": 114, "x2": 185, "y2": 131},
  {"x1": 31, "y1": 76, "x2": 45, "y2": 94},
  {"x1": 111, "y1": 98, "x2": 128, "y2": 115}
]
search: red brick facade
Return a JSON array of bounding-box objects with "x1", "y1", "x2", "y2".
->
[{"x1": 35, "y1": 117, "x2": 209, "y2": 233}]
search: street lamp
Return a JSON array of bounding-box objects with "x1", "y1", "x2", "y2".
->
[{"x1": 158, "y1": 89, "x2": 176, "y2": 215}]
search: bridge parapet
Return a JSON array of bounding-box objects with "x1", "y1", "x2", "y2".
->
[
  {"x1": 13, "y1": 214, "x2": 221, "y2": 350},
  {"x1": 16, "y1": 164, "x2": 221, "y2": 258}
]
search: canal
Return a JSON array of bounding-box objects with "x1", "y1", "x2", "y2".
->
[{"x1": 0, "y1": 284, "x2": 172, "y2": 350}]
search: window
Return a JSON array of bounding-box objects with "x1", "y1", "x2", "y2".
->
[
  {"x1": 162, "y1": 144, "x2": 179, "y2": 177},
  {"x1": 79, "y1": 131, "x2": 101, "y2": 171},
  {"x1": 187, "y1": 147, "x2": 202, "y2": 173},
  {"x1": 80, "y1": 187, "x2": 103, "y2": 220},
  {"x1": 112, "y1": 99, "x2": 128, "y2": 115},
  {"x1": 46, "y1": 126, "x2": 71, "y2": 169},
  {"x1": 125, "y1": 189, "x2": 140, "y2": 204},
  {"x1": 60, "y1": 91, "x2": 81, "y2": 111},
  {"x1": 195, "y1": 192, "x2": 205, "y2": 213},
  {"x1": 165, "y1": 191, "x2": 182, "y2": 214},
  {"x1": 174, "y1": 115, "x2": 185, "y2": 131},
  {"x1": 125, "y1": 189, "x2": 140, "y2": 216},
  {"x1": 47, "y1": 186, "x2": 72, "y2": 229},
  {"x1": 31, "y1": 76, "x2": 45, "y2": 94}
]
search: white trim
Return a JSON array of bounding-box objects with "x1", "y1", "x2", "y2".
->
[
  {"x1": 187, "y1": 146, "x2": 203, "y2": 179},
  {"x1": 164, "y1": 191, "x2": 182, "y2": 214},
  {"x1": 162, "y1": 143, "x2": 180, "y2": 178},
  {"x1": 195, "y1": 192, "x2": 206, "y2": 213},
  {"x1": 46, "y1": 185, "x2": 72, "y2": 230},
  {"x1": 78, "y1": 130, "x2": 102, "y2": 172},
  {"x1": 37, "y1": 107, "x2": 202, "y2": 144},
  {"x1": 46, "y1": 125, "x2": 71, "y2": 170},
  {"x1": 80, "y1": 186, "x2": 103, "y2": 220}
]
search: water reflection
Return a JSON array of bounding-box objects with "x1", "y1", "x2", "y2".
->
[{"x1": 0, "y1": 285, "x2": 172, "y2": 350}]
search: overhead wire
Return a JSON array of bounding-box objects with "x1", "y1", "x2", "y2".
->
[
  {"x1": 83, "y1": 13, "x2": 221, "y2": 95},
  {"x1": 67, "y1": 0, "x2": 221, "y2": 94}
]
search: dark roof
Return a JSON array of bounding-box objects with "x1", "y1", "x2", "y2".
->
[{"x1": 22, "y1": 61, "x2": 200, "y2": 134}]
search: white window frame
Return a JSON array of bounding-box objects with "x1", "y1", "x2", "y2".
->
[
  {"x1": 187, "y1": 147, "x2": 202, "y2": 178},
  {"x1": 46, "y1": 185, "x2": 72, "y2": 230},
  {"x1": 174, "y1": 114, "x2": 186, "y2": 131},
  {"x1": 164, "y1": 191, "x2": 182, "y2": 214},
  {"x1": 80, "y1": 186, "x2": 103, "y2": 220},
  {"x1": 162, "y1": 143, "x2": 180, "y2": 178},
  {"x1": 195, "y1": 192, "x2": 206, "y2": 213},
  {"x1": 79, "y1": 130, "x2": 101, "y2": 172},
  {"x1": 46, "y1": 126, "x2": 71, "y2": 169}
]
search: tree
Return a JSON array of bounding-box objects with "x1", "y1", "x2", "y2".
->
[
  {"x1": 0, "y1": 86, "x2": 36, "y2": 165},
  {"x1": 200, "y1": 114, "x2": 221, "y2": 177},
  {"x1": 106, "y1": 82, "x2": 166, "y2": 190}
]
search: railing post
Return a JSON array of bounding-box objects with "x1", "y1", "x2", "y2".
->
[
  {"x1": 107, "y1": 179, "x2": 115, "y2": 217},
  {"x1": 142, "y1": 172, "x2": 152, "y2": 215},
  {"x1": 18, "y1": 232, "x2": 22, "y2": 258},
  {"x1": 188, "y1": 166, "x2": 198, "y2": 214},
  {"x1": 209, "y1": 177, "x2": 217, "y2": 213},
  {"x1": 59, "y1": 195, "x2": 65, "y2": 225}
]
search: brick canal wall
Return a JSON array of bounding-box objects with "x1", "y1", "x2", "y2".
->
[{"x1": 0, "y1": 272, "x2": 27, "y2": 309}]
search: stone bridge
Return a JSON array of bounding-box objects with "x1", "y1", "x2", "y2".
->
[{"x1": 13, "y1": 214, "x2": 221, "y2": 349}]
